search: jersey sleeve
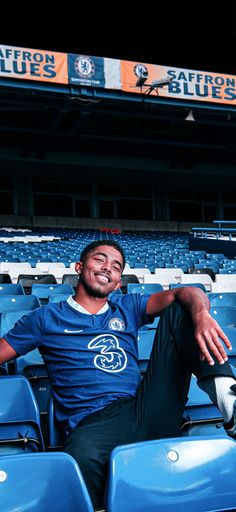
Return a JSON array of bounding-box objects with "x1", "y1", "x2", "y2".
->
[{"x1": 4, "y1": 308, "x2": 44, "y2": 355}]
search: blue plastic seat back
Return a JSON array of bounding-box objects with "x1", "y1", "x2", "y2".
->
[
  {"x1": 169, "y1": 283, "x2": 207, "y2": 292},
  {"x1": 127, "y1": 283, "x2": 163, "y2": 294},
  {"x1": 0, "y1": 295, "x2": 40, "y2": 313},
  {"x1": 0, "y1": 452, "x2": 93, "y2": 511},
  {"x1": 31, "y1": 283, "x2": 74, "y2": 300},
  {"x1": 14, "y1": 349, "x2": 50, "y2": 414},
  {"x1": 0, "y1": 375, "x2": 44, "y2": 453},
  {"x1": 210, "y1": 306, "x2": 236, "y2": 328},
  {"x1": 219, "y1": 327, "x2": 236, "y2": 365},
  {"x1": 106, "y1": 436, "x2": 236, "y2": 512},
  {"x1": 137, "y1": 330, "x2": 155, "y2": 374},
  {"x1": 0, "y1": 309, "x2": 33, "y2": 337},
  {"x1": 0, "y1": 283, "x2": 24, "y2": 295},
  {"x1": 208, "y1": 292, "x2": 236, "y2": 307}
]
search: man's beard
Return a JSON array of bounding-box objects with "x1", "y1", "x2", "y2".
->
[{"x1": 79, "y1": 274, "x2": 110, "y2": 299}]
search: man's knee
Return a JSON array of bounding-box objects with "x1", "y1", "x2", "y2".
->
[{"x1": 158, "y1": 301, "x2": 191, "y2": 332}]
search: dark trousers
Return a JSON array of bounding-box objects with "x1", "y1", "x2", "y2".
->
[{"x1": 64, "y1": 302, "x2": 235, "y2": 508}]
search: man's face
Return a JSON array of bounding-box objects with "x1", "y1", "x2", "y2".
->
[{"x1": 75, "y1": 245, "x2": 123, "y2": 298}]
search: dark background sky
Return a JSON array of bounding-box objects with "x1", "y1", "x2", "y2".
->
[{"x1": 1, "y1": 4, "x2": 236, "y2": 74}]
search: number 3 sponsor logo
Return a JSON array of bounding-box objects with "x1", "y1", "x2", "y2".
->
[{"x1": 88, "y1": 334, "x2": 127, "y2": 373}]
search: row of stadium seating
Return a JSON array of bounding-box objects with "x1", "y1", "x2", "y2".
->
[
  {"x1": 0, "y1": 368, "x2": 236, "y2": 510},
  {"x1": 0, "y1": 228, "x2": 236, "y2": 509}
]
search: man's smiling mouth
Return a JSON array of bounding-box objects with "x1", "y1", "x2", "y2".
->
[{"x1": 95, "y1": 273, "x2": 111, "y2": 284}]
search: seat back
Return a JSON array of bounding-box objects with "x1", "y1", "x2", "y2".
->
[
  {"x1": 0, "y1": 452, "x2": 93, "y2": 511},
  {"x1": 0, "y1": 295, "x2": 40, "y2": 313},
  {"x1": 210, "y1": 306, "x2": 236, "y2": 328},
  {"x1": 0, "y1": 310, "x2": 33, "y2": 337},
  {"x1": 127, "y1": 283, "x2": 163, "y2": 294},
  {"x1": 31, "y1": 283, "x2": 74, "y2": 302},
  {"x1": 18, "y1": 274, "x2": 57, "y2": 294},
  {"x1": 106, "y1": 436, "x2": 236, "y2": 512},
  {"x1": 0, "y1": 375, "x2": 44, "y2": 453},
  {"x1": 169, "y1": 283, "x2": 207, "y2": 292},
  {"x1": 137, "y1": 330, "x2": 155, "y2": 374},
  {"x1": 208, "y1": 292, "x2": 236, "y2": 307},
  {"x1": 14, "y1": 350, "x2": 50, "y2": 415},
  {"x1": 0, "y1": 284, "x2": 24, "y2": 295}
]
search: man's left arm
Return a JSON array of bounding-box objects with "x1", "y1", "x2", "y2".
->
[{"x1": 146, "y1": 287, "x2": 232, "y2": 366}]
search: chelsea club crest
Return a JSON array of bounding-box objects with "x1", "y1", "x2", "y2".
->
[
  {"x1": 74, "y1": 56, "x2": 95, "y2": 79},
  {"x1": 108, "y1": 317, "x2": 125, "y2": 332}
]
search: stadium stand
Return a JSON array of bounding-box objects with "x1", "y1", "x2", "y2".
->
[
  {"x1": 1, "y1": 227, "x2": 236, "y2": 510},
  {"x1": 0, "y1": 230, "x2": 236, "y2": 511}
]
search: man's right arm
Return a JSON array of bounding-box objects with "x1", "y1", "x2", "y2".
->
[{"x1": 0, "y1": 338, "x2": 17, "y2": 364}]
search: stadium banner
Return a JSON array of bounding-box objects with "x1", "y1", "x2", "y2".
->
[
  {"x1": 68, "y1": 54, "x2": 106, "y2": 87},
  {"x1": 121, "y1": 60, "x2": 236, "y2": 105},
  {"x1": 0, "y1": 45, "x2": 68, "y2": 84}
]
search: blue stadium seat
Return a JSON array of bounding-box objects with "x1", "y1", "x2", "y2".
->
[
  {"x1": 182, "y1": 375, "x2": 223, "y2": 437},
  {"x1": 0, "y1": 283, "x2": 24, "y2": 295},
  {"x1": 0, "y1": 375, "x2": 44, "y2": 454},
  {"x1": 31, "y1": 283, "x2": 74, "y2": 303},
  {"x1": 0, "y1": 310, "x2": 33, "y2": 337},
  {"x1": 210, "y1": 307, "x2": 236, "y2": 328},
  {"x1": 137, "y1": 330, "x2": 155, "y2": 374},
  {"x1": 106, "y1": 436, "x2": 236, "y2": 512},
  {"x1": 14, "y1": 349, "x2": 50, "y2": 415},
  {"x1": 0, "y1": 452, "x2": 93, "y2": 511},
  {"x1": 18, "y1": 274, "x2": 57, "y2": 294},
  {"x1": 169, "y1": 283, "x2": 207, "y2": 292},
  {"x1": 208, "y1": 292, "x2": 236, "y2": 307},
  {"x1": 127, "y1": 283, "x2": 163, "y2": 294},
  {"x1": 0, "y1": 295, "x2": 40, "y2": 313}
]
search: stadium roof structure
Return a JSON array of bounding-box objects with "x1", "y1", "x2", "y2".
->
[{"x1": 0, "y1": 72, "x2": 236, "y2": 188}]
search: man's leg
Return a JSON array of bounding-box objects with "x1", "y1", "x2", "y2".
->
[
  {"x1": 134, "y1": 301, "x2": 235, "y2": 440},
  {"x1": 63, "y1": 397, "x2": 138, "y2": 509}
]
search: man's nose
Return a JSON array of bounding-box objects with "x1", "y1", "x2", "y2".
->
[{"x1": 101, "y1": 260, "x2": 111, "y2": 272}]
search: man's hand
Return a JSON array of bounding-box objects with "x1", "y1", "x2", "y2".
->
[{"x1": 193, "y1": 310, "x2": 232, "y2": 366}]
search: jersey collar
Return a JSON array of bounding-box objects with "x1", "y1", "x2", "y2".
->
[{"x1": 67, "y1": 295, "x2": 109, "y2": 315}]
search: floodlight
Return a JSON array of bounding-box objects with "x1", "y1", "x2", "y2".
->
[{"x1": 151, "y1": 76, "x2": 173, "y2": 88}]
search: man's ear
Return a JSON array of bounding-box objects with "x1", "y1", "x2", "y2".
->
[
  {"x1": 114, "y1": 278, "x2": 122, "y2": 290},
  {"x1": 75, "y1": 261, "x2": 83, "y2": 274}
]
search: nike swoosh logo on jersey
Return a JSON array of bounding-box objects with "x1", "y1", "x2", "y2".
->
[{"x1": 64, "y1": 329, "x2": 84, "y2": 333}]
